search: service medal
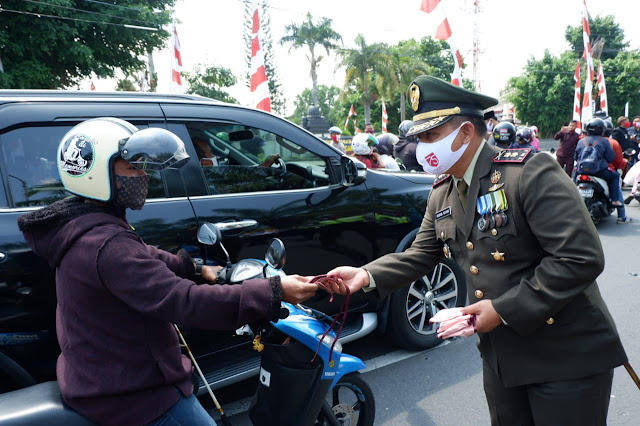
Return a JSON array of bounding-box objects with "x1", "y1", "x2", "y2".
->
[
  {"x1": 477, "y1": 216, "x2": 487, "y2": 231},
  {"x1": 491, "y1": 170, "x2": 501, "y2": 184}
]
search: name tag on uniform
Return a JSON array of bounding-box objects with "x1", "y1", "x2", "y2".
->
[{"x1": 436, "y1": 207, "x2": 451, "y2": 220}]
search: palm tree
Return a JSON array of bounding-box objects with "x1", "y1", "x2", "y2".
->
[
  {"x1": 280, "y1": 13, "x2": 342, "y2": 107},
  {"x1": 385, "y1": 42, "x2": 429, "y2": 122},
  {"x1": 340, "y1": 34, "x2": 391, "y2": 125}
]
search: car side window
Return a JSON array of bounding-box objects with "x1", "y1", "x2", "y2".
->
[
  {"x1": 0, "y1": 125, "x2": 166, "y2": 208},
  {"x1": 186, "y1": 123, "x2": 330, "y2": 195}
]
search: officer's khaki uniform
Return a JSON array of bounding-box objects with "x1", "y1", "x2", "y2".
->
[{"x1": 365, "y1": 143, "x2": 627, "y2": 424}]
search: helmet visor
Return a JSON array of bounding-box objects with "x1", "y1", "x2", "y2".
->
[{"x1": 119, "y1": 128, "x2": 191, "y2": 171}]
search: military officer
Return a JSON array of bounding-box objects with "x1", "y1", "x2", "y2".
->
[{"x1": 327, "y1": 75, "x2": 628, "y2": 425}]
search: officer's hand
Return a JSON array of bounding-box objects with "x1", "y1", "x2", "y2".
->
[
  {"x1": 281, "y1": 275, "x2": 318, "y2": 304},
  {"x1": 463, "y1": 300, "x2": 503, "y2": 333},
  {"x1": 325, "y1": 266, "x2": 369, "y2": 295},
  {"x1": 201, "y1": 265, "x2": 223, "y2": 283}
]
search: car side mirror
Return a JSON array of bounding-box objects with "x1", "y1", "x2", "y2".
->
[
  {"x1": 341, "y1": 156, "x2": 366, "y2": 186},
  {"x1": 197, "y1": 223, "x2": 222, "y2": 246}
]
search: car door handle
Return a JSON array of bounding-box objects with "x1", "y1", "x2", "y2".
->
[
  {"x1": 213, "y1": 220, "x2": 258, "y2": 231},
  {"x1": 0, "y1": 252, "x2": 6, "y2": 263}
]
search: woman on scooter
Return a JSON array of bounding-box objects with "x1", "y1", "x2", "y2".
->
[{"x1": 17, "y1": 118, "x2": 318, "y2": 426}]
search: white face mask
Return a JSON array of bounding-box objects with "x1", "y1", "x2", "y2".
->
[{"x1": 415, "y1": 122, "x2": 470, "y2": 175}]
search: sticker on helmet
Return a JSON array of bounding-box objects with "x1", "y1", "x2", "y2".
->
[{"x1": 60, "y1": 134, "x2": 94, "y2": 176}]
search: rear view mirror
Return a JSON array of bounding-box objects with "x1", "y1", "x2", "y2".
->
[
  {"x1": 197, "y1": 223, "x2": 222, "y2": 246},
  {"x1": 265, "y1": 238, "x2": 286, "y2": 270},
  {"x1": 228, "y1": 130, "x2": 255, "y2": 142},
  {"x1": 341, "y1": 157, "x2": 366, "y2": 186}
]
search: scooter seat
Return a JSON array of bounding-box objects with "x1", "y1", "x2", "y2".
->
[{"x1": 0, "y1": 381, "x2": 95, "y2": 425}]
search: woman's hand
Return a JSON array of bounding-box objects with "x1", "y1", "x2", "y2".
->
[{"x1": 281, "y1": 275, "x2": 318, "y2": 304}]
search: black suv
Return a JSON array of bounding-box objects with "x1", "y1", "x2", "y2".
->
[{"x1": 0, "y1": 91, "x2": 465, "y2": 394}]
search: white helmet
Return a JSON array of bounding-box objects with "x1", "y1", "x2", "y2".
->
[
  {"x1": 329, "y1": 126, "x2": 342, "y2": 134},
  {"x1": 58, "y1": 117, "x2": 190, "y2": 202},
  {"x1": 351, "y1": 133, "x2": 378, "y2": 155}
]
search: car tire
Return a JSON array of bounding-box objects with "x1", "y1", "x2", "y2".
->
[{"x1": 388, "y1": 258, "x2": 467, "y2": 350}]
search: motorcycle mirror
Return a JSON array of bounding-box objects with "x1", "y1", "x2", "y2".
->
[
  {"x1": 197, "y1": 223, "x2": 222, "y2": 246},
  {"x1": 265, "y1": 238, "x2": 286, "y2": 270}
]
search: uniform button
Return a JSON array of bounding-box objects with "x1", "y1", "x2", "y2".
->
[
  {"x1": 440, "y1": 231, "x2": 445, "y2": 239},
  {"x1": 466, "y1": 241, "x2": 474, "y2": 250},
  {"x1": 546, "y1": 317, "x2": 555, "y2": 325},
  {"x1": 470, "y1": 265, "x2": 479, "y2": 275},
  {"x1": 474, "y1": 289, "x2": 484, "y2": 299},
  {"x1": 491, "y1": 228, "x2": 498, "y2": 236}
]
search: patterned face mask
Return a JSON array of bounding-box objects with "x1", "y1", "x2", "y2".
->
[{"x1": 113, "y1": 174, "x2": 150, "y2": 210}]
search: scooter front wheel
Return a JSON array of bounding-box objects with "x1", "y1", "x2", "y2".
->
[{"x1": 316, "y1": 373, "x2": 375, "y2": 426}]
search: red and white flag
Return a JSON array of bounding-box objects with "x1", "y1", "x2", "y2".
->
[
  {"x1": 581, "y1": 0, "x2": 594, "y2": 125},
  {"x1": 596, "y1": 61, "x2": 608, "y2": 115},
  {"x1": 345, "y1": 104, "x2": 356, "y2": 128},
  {"x1": 573, "y1": 60, "x2": 582, "y2": 130},
  {"x1": 170, "y1": 23, "x2": 183, "y2": 94},
  {"x1": 250, "y1": 0, "x2": 271, "y2": 112},
  {"x1": 420, "y1": 0, "x2": 462, "y2": 86},
  {"x1": 90, "y1": 81, "x2": 96, "y2": 91},
  {"x1": 381, "y1": 99, "x2": 388, "y2": 133}
]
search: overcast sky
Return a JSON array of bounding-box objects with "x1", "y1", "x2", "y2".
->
[{"x1": 91, "y1": 0, "x2": 640, "y2": 116}]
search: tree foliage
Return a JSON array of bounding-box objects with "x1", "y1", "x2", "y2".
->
[
  {"x1": 507, "y1": 15, "x2": 640, "y2": 137},
  {"x1": 0, "y1": 0, "x2": 175, "y2": 89},
  {"x1": 115, "y1": 78, "x2": 137, "y2": 91},
  {"x1": 183, "y1": 64, "x2": 238, "y2": 104},
  {"x1": 564, "y1": 15, "x2": 628, "y2": 62},
  {"x1": 280, "y1": 13, "x2": 342, "y2": 108},
  {"x1": 289, "y1": 85, "x2": 341, "y2": 126}
]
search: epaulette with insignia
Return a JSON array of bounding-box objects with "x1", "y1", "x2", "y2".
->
[
  {"x1": 433, "y1": 173, "x2": 451, "y2": 187},
  {"x1": 493, "y1": 148, "x2": 532, "y2": 163}
]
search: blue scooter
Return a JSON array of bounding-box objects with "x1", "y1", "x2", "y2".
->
[{"x1": 197, "y1": 222, "x2": 375, "y2": 426}]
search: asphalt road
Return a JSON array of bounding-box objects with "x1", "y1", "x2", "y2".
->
[{"x1": 209, "y1": 182, "x2": 640, "y2": 425}]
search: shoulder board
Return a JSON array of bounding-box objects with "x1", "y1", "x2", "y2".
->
[
  {"x1": 493, "y1": 148, "x2": 532, "y2": 163},
  {"x1": 433, "y1": 174, "x2": 451, "y2": 187}
]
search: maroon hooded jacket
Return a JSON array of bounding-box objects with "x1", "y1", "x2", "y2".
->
[{"x1": 18, "y1": 197, "x2": 281, "y2": 425}]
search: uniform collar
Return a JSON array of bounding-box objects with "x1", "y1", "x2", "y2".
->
[{"x1": 453, "y1": 139, "x2": 486, "y2": 188}]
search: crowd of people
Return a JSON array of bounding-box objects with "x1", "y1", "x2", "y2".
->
[{"x1": 325, "y1": 119, "x2": 429, "y2": 171}]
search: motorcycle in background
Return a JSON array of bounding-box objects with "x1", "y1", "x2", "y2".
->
[{"x1": 576, "y1": 174, "x2": 614, "y2": 224}]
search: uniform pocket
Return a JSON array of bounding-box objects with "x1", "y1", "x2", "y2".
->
[{"x1": 434, "y1": 217, "x2": 457, "y2": 242}]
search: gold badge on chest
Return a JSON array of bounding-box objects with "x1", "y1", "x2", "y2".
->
[{"x1": 488, "y1": 169, "x2": 504, "y2": 192}]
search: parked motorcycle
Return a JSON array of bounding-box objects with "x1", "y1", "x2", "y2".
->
[
  {"x1": 576, "y1": 174, "x2": 614, "y2": 224},
  {"x1": 197, "y1": 222, "x2": 375, "y2": 426}
]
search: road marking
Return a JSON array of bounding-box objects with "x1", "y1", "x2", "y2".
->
[{"x1": 208, "y1": 340, "x2": 451, "y2": 419}]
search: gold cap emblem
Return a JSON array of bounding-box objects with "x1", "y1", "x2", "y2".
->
[{"x1": 410, "y1": 84, "x2": 421, "y2": 112}]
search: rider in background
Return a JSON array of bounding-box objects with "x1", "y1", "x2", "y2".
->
[
  {"x1": 509, "y1": 127, "x2": 538, "y2": 152},
  {"x1": 574, "y1": 118, "x2": 627, "y2": 216},
  {"x1": 490, "y1": 121, "x2": 517, "y2": 149},
  {"x1": 327, "y1": 126, "x2": 346, "y2": 154},
  {"x1": 394, "y1": 120, "x2": 422, "y2": 172}
]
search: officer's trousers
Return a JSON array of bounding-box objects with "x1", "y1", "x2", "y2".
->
[{"x1": 483, "y1": 360, "x2": 613, "y2": 426}]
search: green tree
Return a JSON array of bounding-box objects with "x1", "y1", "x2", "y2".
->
[
  {"x1": 339, "y1": 34, "x2": 390, "y2": 125},
  {"x1": 599, "y1": 51, "x2": 640, "y2": 118},
  {"x1": 115, "y1": 78, "x2": 137, "y2": 92},
  {"x1": 384, "y1": 41, "x2": 429, "y2": 122},
  {"x1": 506, "y1": 50, "x2": 576, "y2": 137},
  {"x1": 183, "y1": 64, "x2": 238, "y2": 103},
  {"x1": 289, "y1": 85, "x2": 342, "y2": 127},
  {"x1": 280, "y1": 13, "x2": 342, "y2": 107},
  {"x1": 243, "y1": 1, "x2": 285, "y2": 115},
  {"x1": 0, "y1": 0, "x2": 175, "y2": 89},
  {"x1": 564, "y1": 15, "x2": 628, "y2": 62}
]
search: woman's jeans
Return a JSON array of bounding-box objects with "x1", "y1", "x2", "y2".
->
[{"x1": 148, "y1": 390, "x2": 217, "y2": 425}]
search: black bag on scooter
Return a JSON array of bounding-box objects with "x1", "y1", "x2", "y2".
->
[{"x1": 248, "y1": 340, "x2": 323, "y2": 426}]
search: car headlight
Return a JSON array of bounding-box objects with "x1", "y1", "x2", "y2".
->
[{"x1": 230, "y1": 260, "x2": 264, "y2": 282}]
